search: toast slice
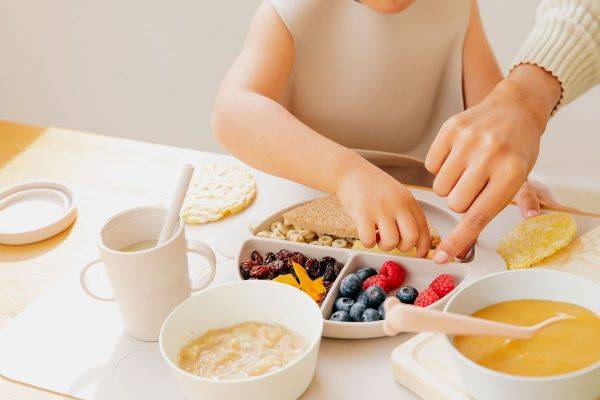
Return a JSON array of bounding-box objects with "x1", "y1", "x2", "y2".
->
[
  {"x1": 283, "y1": 195, "x2": 359, "y2": 239},
  {"x1": 283, "y1": 195, "x2": 441, "y2": 249}
]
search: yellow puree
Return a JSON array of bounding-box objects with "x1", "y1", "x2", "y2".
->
[{"x1": 454, "y1": 300, "x2": 600, "y2": 377}]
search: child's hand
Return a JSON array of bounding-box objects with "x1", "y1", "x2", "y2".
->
[{"x1": 336, "y1": 160, "x2": 431, "y2": 257}]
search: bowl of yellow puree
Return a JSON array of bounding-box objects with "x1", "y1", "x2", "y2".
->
[{"x1": 444, "y1": 269, "x2": 600, "y2": 400}]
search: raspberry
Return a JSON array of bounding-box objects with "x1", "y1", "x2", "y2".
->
[
  {"x1": 414, "y1": 288, "x2": 440, "y2": 307},
  {"x1": 428, "y1": 274, "x2": 456, "y2": 298},
  {"x1": 379, "y1": 261, "x2": 406, "y2": 289},
  {"x1": 362, "y1": 275, "x2": 391, "y2": 293}
]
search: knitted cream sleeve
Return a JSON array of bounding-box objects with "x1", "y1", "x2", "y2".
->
[{"x1": 511, "y1": 0, "x2": 600, "y2": 111}]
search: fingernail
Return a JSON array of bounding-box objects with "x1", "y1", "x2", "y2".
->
[
  {"x1": 457, "y1": 246, "x2": 473, "y2": 260},
  {"x1": 433, "y1": 250, "x2": 448, "y2": 264},
  {"x1": 527, "y1": 209, "x2": 539, "y2": 218}
]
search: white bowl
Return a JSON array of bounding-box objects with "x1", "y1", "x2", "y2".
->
[
  {"x1": 444, "y1": 269, "x2": 600, "y2": 400},
  {"x1": 159, "y1": 280, "x2": 323, "y2": 400}
]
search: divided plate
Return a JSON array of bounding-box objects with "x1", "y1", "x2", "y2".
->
[{"x1": 236, "y1": 198, "x2": 474, "y2": 339}]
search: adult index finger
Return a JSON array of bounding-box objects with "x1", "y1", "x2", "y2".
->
[{"x1": 433, "y1": 178, "x2": 514, "y2": 263}]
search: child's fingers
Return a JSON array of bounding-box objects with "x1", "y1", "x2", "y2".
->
[
  {"x1": 356, "y1": 213, "x2": 377, "y2": 248},
  {"x1": 396, "y1": 212, "x2": 419, "y2": 253},
  {"x1": 514, "y1": 182, "x2": 540, "y2": 218},
  {"x1": 411, "y1": 206, "x2": 431, "y2": 258},
  {"x1": 376, "y1": 217, "x2": 400, "y2": 251}
]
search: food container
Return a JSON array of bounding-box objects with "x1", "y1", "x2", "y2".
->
[
  {"x1": 159, "y1": 280, "x2": 323, "y2": 400},
  {"x1": 237, "y1": 236, "x2": 473, "y2": 339},
  {"x1": 443, "y1": 269, "x2": 600, "y2": 400}
]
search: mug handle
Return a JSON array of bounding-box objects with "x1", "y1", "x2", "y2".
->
[
  {"x1": 186, "y1": 239, "x2": 217, "y2": 292},
  {"x1": 80, "y1": 259, "x2": 115, "y2": 302}
]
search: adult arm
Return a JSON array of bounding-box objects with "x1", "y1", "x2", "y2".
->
[{"x1": 426, "y1": 0, "x2": 599, "y2": 263}]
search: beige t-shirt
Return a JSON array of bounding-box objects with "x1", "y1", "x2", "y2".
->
[{"x1": 271, "y1": 0, "x2": 470, "y2": 162}]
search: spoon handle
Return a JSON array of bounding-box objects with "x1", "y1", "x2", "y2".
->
[{"x1": 383, "y1": 299, "x2": 532, "y2": 338}]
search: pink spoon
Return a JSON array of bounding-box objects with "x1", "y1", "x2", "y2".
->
[{"x1": 383, "y1": 297, "x2": 573, "y2": 339}]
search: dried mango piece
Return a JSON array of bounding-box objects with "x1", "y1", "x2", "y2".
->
[
  {"x1": 273, "y1": 274, "x2": 300, "y2": 288},
  {"x1": 292, "y1": 262, "x2": 312, "y2": 287},
  {"x1": 292, "y1": 262, "x2": 322, "y2": 299},
  {"x1": 304, "y1": 289, "x2": 322, "y2": 301},
  {"x1": 311, "y1": 276, "x2": 326, "y2": 295},
  {"x1": 497, "y1": 213, "x2": 577, "y2": 269}
]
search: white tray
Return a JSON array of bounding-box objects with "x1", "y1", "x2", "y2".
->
[{"x1": 234, "y1": 197, "x2": 504, "y2": 339}]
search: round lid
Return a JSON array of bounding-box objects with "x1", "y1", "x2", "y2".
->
[{"x1": 0, "y1": 181, "x2": 77, "y2": 245}]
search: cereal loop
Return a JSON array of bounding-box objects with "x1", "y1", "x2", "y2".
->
[
  {"x1": 332, "y1": 239, "x2": 348, "y2": 248},
  {"x1": 318, "y1": 235, "x2": 333, "y2": 246}
]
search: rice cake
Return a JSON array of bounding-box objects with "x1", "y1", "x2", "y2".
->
[
  {"x1": 497, "y1": 213, "x2": 577, "y2": 269},
  {"x1": 182, "y1": 164, "x2": 256, "y2": 224}
]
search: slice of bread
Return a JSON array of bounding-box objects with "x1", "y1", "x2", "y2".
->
[
  {"x1": 283, "y1": 195, "x2": 359, "y2": 239},
  {"x1": 283, "y1": 195, "x2": 442, "y2": 249}
]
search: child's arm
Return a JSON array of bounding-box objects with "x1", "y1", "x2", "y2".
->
[
  {"x1": 462, "y1": 0, "x2": 503, "y2": 107},
  {"x1": 213, "y1": 1, "x2": 430, "y2": 255}
]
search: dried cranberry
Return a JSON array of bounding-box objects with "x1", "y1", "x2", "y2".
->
[
  {"x1": 333, "y1": 261, "x2": 344, "y2": 276},
  {"x1": 239, "y1": 261, "x2": 254, "y2": 279},
  {"x1": 290, "y1": 252, "x2": 307, "y2": 266},
  {"x1": 267, "y1": 259, "x2": 286, "y2": 277},
  {"x1": 323, "y1": 263, "x2": 336, "y2": 281},
  {"x1": 276, "y1": 249, "x2": 292, "y2": 260},
  {"x1": 319, "y1": 256, "x2": 336, "y2": 272},
  {"x1": 305, "y1": 258, "x2": 322, "y2": 279},
  {"x1": 249, "y1": 265, "x2": 270, "y2": 279},
  {"x1": 323, "y1": 280, "x2": 333, "y2": 293},
  {"x1": 264, "y1": 252, "x2": 276, "y2": 264},
  {"x1": 250, "y1": 251, "x2": 263, "y2": 265}
]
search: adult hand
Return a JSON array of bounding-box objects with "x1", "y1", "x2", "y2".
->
[
  {"x1": 514, "y1": 180, "x2": 563, "y2": 218},
  {"x1": 337, "y1": 159, "x2": 431, "y2": 257},
  {"x1": 425, "y1": 65, "x2": 562, "y2": 263}
]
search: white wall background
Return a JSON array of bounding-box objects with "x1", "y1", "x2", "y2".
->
[{"x1": 1, "y1": 1, "x2": 598, "y2": 207}]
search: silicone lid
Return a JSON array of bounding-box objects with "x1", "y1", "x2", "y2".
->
[{"x1": 0, "y1": 181, "x2": 77, "y2": 245}]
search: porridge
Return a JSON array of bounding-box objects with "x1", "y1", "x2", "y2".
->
[{"x1": 179, "y1": 321, "x2": 308, "y2": 380}]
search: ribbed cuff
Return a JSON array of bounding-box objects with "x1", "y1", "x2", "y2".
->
[{"x1": 510, "y1": 0, "x2": 600, "y2": 114}]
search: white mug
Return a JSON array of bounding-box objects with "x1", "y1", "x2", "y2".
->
[{"x1": 80, "y1": 206, "x2": 216, "y2": 341}]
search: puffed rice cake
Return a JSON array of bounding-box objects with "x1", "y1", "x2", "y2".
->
[
  {"x1": 497, "y1": 213, "x2": 577, "y2": 269},
  {"x1": 182, "y1": 163, "x2": 256, "y2": 224}
]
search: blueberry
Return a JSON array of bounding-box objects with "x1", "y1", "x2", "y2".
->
[
  {"x1": 356, "y1": 267, "x2": 377, "y2": 282},
  {"x1": 362, "y1": 308, "x2": 381, "y2": 322},
  {"x1": 378, "y1": 302, "x2": 385, "y2": 319},
  {"x1": 330, "y1": 310, "x2": 352, "y2": 322},
  {"x1": 349, "y1": 302, "x2": 367, "y2": 321},
  {"x1": 356, "y1": 291, "x2": 369, "y2": 305},
  {"x1": 364, "y1": 285, "x2": 386, "y2": 308},
  {"x1": 396, "y1": 286, "x2": 419, "y2": 304},
  {"x1": 334, "y1": 297, "x2": 355, "y2": 313},
  {"x1": 340, "y1": 274, "x2": 362, "y2": 298}
]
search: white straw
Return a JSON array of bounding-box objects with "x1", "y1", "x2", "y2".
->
[{"x1": 157, "y1": 164, "x2": 194, "y2": 245}]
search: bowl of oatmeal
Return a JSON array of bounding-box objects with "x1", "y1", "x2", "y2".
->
[{"x1": 159, "y1": 280, "x2": 323, "y2": 400}]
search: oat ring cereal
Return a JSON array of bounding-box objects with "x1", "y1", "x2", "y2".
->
[{"x1": 318, "y1": 235, "x2": 333, "y2": 246}]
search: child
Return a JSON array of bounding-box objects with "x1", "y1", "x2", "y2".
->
[{"x1": 213, "y1": 0, "x2": 503, "y2": 257}]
